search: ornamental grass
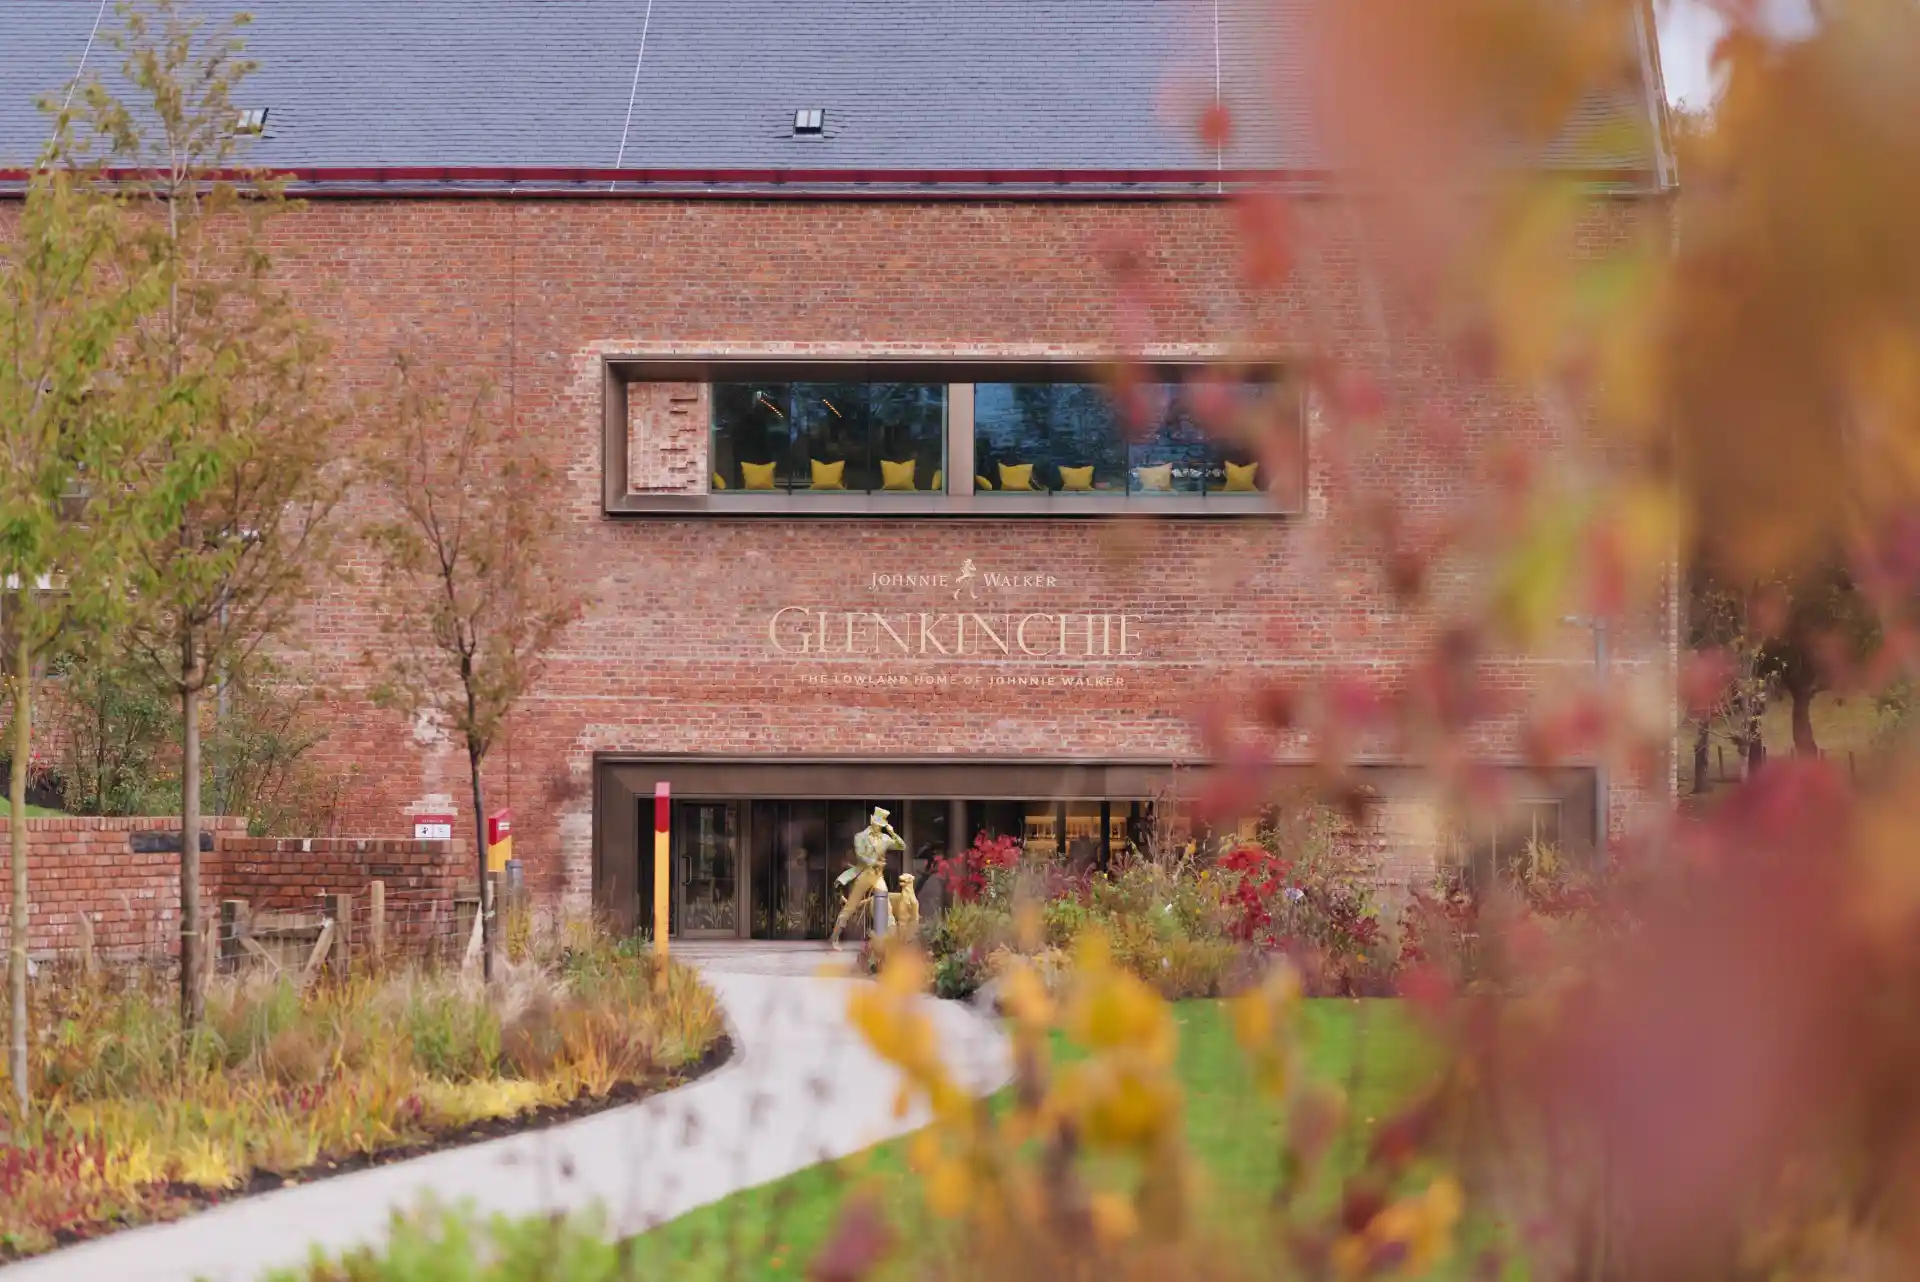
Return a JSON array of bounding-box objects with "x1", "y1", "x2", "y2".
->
[{"x1": 0, "y1": 930, "x2": 722, "y2": 1259}]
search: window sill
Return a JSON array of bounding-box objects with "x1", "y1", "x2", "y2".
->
[{"x1": 605, "y1": 492, "x2": 1293, "y2": 518}]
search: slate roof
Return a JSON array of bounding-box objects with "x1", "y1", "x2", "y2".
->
[{"x1": 0, "y1": 0, "x2": 1671, "y2": 195}]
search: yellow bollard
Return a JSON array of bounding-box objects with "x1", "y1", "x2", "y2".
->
[{"x1": 654, "y1": 782, "x2": 670, "y2": 991}]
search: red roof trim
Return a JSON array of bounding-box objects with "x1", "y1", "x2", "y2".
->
[{"x1": 0, "y1": 163, "x2": 1661, "y2": 194}]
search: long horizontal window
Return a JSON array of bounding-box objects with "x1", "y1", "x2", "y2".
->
[
  {"x1": 711, "y1": 382, "x2": 947, "y2": 494},
  {"x1": 972, "y1": 382, "x2": 1271, "y2": 496},
  {"x1": 612, "y1": 362, "x2": 1299, "y2": 516}
]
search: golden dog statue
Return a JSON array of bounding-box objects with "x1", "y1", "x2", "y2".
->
[{"x1": 893, "y1": 872, "x2": 921, "y2": 938}]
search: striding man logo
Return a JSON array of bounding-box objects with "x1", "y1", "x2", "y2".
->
[{"x1": 953, "y1": 558, "x2": 979, "y2": 601}]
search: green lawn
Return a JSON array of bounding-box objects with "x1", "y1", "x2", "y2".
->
[
  {"x1": 0, "y1": 800, "x2": 63, "y2": 818},
  {"x1": 1681, "y1": 691, "x2": 1886, "y2": 793},
  {"x1": 629, "y1": 999, "x2": 1433, "y2": 1281}
]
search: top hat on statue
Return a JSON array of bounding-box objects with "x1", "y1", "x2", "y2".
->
[{"x1": 870, "y1": 807, "x2": 891, "y2": 826}]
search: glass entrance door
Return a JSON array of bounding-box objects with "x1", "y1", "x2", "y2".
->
[
  {"x1": 751, "y1": 801, "x2": 830, "y2": 939},
  {"x1": 677, "y1": 802, "x2": 740, "y2": 936}
]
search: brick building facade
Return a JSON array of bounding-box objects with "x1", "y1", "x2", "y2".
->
[
  {"x1": 4, "y1": 1, "x2": 1676, "y2": 939},
  {"x1": 254, "y1": 196, "x2": 1667, "y2": 934}
]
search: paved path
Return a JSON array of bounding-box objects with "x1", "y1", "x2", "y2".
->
[{"x1": 1, "y1": 943, "x2": 1009, "y2": 1282}]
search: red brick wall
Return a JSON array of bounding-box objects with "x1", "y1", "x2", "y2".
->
[
  {"x1": 0, "y1": 817, "x2": 248, "y2": 957},
  {"x1": 1, "y1": 196, "x2": 1676, "y2": 907},
  {"x1": 0, "y1": 818, "x2": 464, "y2": 960},
  {"x1": 217, "y1": 836, "x2": 470, "y2": 955}
]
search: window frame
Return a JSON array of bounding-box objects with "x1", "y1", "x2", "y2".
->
[{"x1": 603, "y1": 357, "x2": 1305, "y2": 518}]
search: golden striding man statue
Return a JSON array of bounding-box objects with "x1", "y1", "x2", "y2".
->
[{"x1": 830, "y1": 807, "x2": 904, "y2": 950}]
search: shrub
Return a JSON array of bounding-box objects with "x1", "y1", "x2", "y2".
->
[
  {"x1": 0, "y1": 1135, "x2": 179, "y2": 1259},
  {"x1": 920, "y1": 841, "x2": 1252, "y2": 998},
  {"x1": 1042, "y1": 896, "x2": 1095, "y2": 948},
  {"x1": 268, "y1": 1203, "x2": 635, "y2": 1282},
  {"x1": 932, "y1": 832, "x2": 1021, "y2": 905},
  {"x1": 931, "y1": 950, "x2": 988, "y2": 1001}
]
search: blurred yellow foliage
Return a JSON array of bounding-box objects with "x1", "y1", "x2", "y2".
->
[{"x1": 850, "y1": 932, "x2": 1452, "y2": 1277}]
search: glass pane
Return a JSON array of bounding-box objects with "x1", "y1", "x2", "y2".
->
[
  {"x1": 792, "y1": 381, "x2": 869, "y2": 493},
  {"x1": 904, "y1": 800, "x2": 950, "y2": 878},
  {"x1": 711, "y1": 382, "x2": 793, "y2": 491},
  {"x1": 678, "y1": 802, "x2": 738, "y2": 932},
  {"x1": 1064, "y1": 801, "x2": 1105, "y2": 872},
  {"x1": 1128, "y1": 383, "x2": 1209, "y2": 495},
  {"x1": 973, "y1": 384, "x2": 1054, "y2": 494},
  {"x1": 963, "y1": 799, "x2": 1025, "y2": 846},
  {"x1": 750, "y1": 801, "x2": 780, "y2": 939},
  {"x1": 869, "y1": 384, "x2": 946, "y2": 492},
  {"x1": 975, "y1": 382, "x2": 1138, "y2": 495},
  {"x1": 1020, "y1": 801, "x2": 1060, "y2": 858},
  {"x1": 1050, "y1": 385, "x2": 1128, "y2": 493},
  {"x1": 754, "y1": 801, "x2": 829, "y2": 938},
  {"x1": 1205, "y1": 380, "x2": 1281, "y2": 493}
]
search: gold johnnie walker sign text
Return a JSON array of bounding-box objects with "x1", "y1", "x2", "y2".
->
[{"x1": 766, "y1": 559, "x2": 1141, "y2": 659}]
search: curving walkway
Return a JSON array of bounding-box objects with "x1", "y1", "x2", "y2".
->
[{"x1": 0, "y1": 942, "x2": 1010, "y2": 1282}]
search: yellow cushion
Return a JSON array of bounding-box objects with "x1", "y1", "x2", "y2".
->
[
  {"x1": 997, "y1": 462, "x2": 1035, "y2": 492},
  {"x1": 811, "y1": 458, "x2": 846, "y2": 490},
  {"x1": 975, "y1": 475, "x2": 993, "y2": 491},
  {"x1": 880, "y1": 458, "x2": 918, "y2": 491},
  {"x1": 1134, "y1": 463, "x2": 1173, "y2": 492},
  {"x1": 1058, "y1": 464, "x2": 1094, "y2": 492},
  {"x1": 931, "y1": 469, "x2": 943, "y2": 491},
  {"x1": 1222, "y1": 460, "x2": 1260, "y2": 492},
  {"x1": 741, "y1": 461, "x2": 777, "y2": 490},
  {"x1": 711, "y1": 472, "x2": 728, "y2": 491}
]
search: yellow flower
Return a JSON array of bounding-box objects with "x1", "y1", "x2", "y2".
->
[
  {"x1": 1232, "y1": 962, "x2": 1302, "y2": 1097},
  {"x1": 1338, "y1": 1177, "x2": 1465, "y2": 1277},
  {"x1": 1088, "y1": 1190, "x2": 1139, "y2": 1245},
  {"x1": 1014, "y1": 902, "x2": 1045, "y2": 952},
  {"x1": 1060, "y1": 1058, "x2": 1181, "y2": 1150},
  {"x1": 999, "y1": 962, "x2": 1054, "y2": 1033},
  {"x1": 908, "y1": 1129, "x2": 942, "y2": 1172},
  {"x1": 925, "y1": 1156, "x2": 973, "y2": 1219},
  {"x1": 1065, "y1": 947, "x2": 1175, "y2": 1067}
]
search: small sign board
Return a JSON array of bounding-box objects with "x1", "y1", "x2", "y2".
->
[
  {"x1": 413, "y1": 814, "x2": 454, "y2": 842},
  {"x1": 486, "y1": 808, "x2": 513, "y2": 873}
]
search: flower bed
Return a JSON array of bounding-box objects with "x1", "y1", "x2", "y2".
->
[
  {"x1": 0, "y1": 929, "x2": 725, "y2": 1260},
  {"x1": 911, "y1": 809, "x2": 1405, "y2": 1001}
]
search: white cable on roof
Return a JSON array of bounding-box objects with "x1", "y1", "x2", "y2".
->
[
  {"x1": 1213, "y1": 0, "x2": 1223, "y2": 193},
  {"x1": 60, "y1": 0, "x2": 113, "y2": 115},
  {"x1": 612, "y1": 0, "x2": 660, "y2": 189}
]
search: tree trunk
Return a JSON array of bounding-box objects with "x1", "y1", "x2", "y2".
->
[
  {"x1": 1744, "y1": 686, "x2": 1767, "y2": 777},
  {"x1": 179, "y1": 676, "x2": 204, "y2": 1029},
  {"x1": 469, "y1": 746, "x2": 492, "y2": 984},
  {"x1": 8, "y1": 623, "x2": 31, "y2": 1113},
  {"x1": 1692, "y1": 721, "x2": 1711, "y2": 795},
  {"x1": 1788, "y1": 681, "x2": 1819, "y2": 758}
]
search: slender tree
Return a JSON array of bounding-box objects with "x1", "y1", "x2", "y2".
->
[
  {"x1": 0, "y1": 116, "x2": 150, "y2": 1110},
  {"x1": 362, "y1": 355, "x2": 584, "y2": 983},
  {"x1": 92, "y1": 1, "x2": 342, "y2": 1025}
]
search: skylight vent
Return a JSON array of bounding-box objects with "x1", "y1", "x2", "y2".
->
[
  {"x1": 235, "y1": 107, "x2": 270, "y2": 135},
  {"x1": 792, "y1": 108, "x2": 825, "y2": 136}
]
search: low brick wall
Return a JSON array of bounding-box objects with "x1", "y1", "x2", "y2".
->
[
  {"x1": 217, "y1": 836, "x2": 471, "y2": 956},
  {"x1": 0, "y1": 817, "x2": 249, "y2": 957},
  {"x1": 0, "y1": 817, "x2": 466, "y2": 962}
]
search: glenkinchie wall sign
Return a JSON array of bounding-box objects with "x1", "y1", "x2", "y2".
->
[{"x1": 766, "y1": 559, "x2": 1142, "y2": 660}]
